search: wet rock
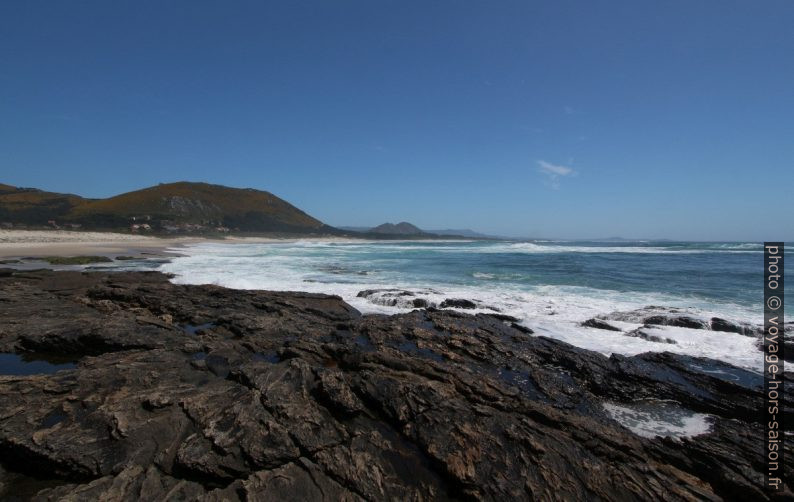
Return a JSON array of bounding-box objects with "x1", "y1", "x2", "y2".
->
[
  {"x1": 582, "y1": 318, "x2": 622, "y2": 331},
  {"x1": 710, "y1": 317, "x2": 757, "y2": 336},
  {"x1": 356, "y1": 288, "x2": 411, "y2": 299},
  {"x1": 439, "y1": 298, "x2": 477, "y2": 309},
  {"x1": 603, "y1": 307, "x2": 752, "y2": 332},
  {"x1": 510, "y1": 322, "x2": 534, "y2": 334},
  {"x1": 625, "y1": 328, "x2": 677, "y2": 344},
  {"x1": 412, "y1": 298, "x2": 430, "y2": 308},
  {"x1": 644, "y1": 315, "x2": 708, "y2": 330},
  {"x1": 0, "y1": 270, "x2": 790, "y2": 500},
  {"x1": 482, "y1": 313, "x2": 520, "y2": 323},
  {"x1": 356, "y1": 288, "x2": 436, "y2": 309}
]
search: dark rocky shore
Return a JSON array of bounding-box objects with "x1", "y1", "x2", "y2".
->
[{"x1": 0, "y1": 270, "x2": 791, "y2": 500}]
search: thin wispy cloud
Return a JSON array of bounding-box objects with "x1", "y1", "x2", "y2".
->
[{"x1": 537, "y1": 160, "x2": 576, "y2": 189}]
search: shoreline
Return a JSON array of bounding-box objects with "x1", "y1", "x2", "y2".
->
[
  {"x1": 0, "y1": 230, "x2": 367, "y2": 259},
  {"x1": 2, "y1": 231, "x2": 776, "y2": 374}
]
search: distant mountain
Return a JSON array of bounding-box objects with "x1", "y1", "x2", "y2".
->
[
  {"x1": 369, "y1": 222, "x2": 425, "y2": 235},
  {"x1": 0, "y1": 181, "x2": 332, "y2": 234},
  {"x1": 336, "y1": 223, "x2": 497, "y2": 239},
  {"x1": 338, "y1": 224, "x2": 497, "y2": 239}
]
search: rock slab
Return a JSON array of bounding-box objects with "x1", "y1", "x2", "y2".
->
[{"x1": 0, "y1": 270, "x2": 791, "y2": 501}]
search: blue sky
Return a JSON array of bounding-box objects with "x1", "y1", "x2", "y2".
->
[{"x1": 1, "y1": 1, "x2": 792, "y2": 240}]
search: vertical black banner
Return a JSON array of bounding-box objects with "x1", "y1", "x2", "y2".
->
[{"x1": 764, "y1": 242, "x2": 784, "y2": 491}]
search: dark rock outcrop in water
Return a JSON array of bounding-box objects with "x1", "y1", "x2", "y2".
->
[
  {"x1": 624, "y1": 327, "x2": 678, "y2": 345},
  {"x1": 710, "y1": 317, "x2": 758, "y2": 336},
  {"x1": 581, "y1": 318, "x2": 622, "y2": 331},
  {"x1": 644, "y1": 314, "x2": 708, "y2": 330},
  {"x1": 601, "y1": 306, "x2": 759, "y2": 336},
  {"x1": 355, "y1": 290, "x2": 501, "y2": 313},
  {"x1": 439, "y1": 298, "x2": 477, "y2": 309},
  {"x1": 356, "y1": 288, "x2": 439, "y2": 309},
  {"x1": 0, "y1": 270, "x2": 791, "y2": 500}
]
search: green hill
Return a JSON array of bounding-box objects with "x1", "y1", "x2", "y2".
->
[
  {"x1": 0, "y1": 186, "x2": 87, "y2": 225},
  {"x1": 0, "y1": 182, "x2": 331, "y2": 234}
]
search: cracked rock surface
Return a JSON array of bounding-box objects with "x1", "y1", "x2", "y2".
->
[{"x1": 0, "y1": 270, "x2": 791, "y2": 500}]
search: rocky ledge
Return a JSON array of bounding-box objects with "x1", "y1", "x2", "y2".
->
[{"x1": 0, "y1": 270, "x2": 791, "y2": 500}]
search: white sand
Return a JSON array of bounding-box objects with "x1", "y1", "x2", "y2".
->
[
  {"x1": 0, "y1": 230, "x2": 361, "y2": 258},
  {"x1": 0, "y1": 230, "x2": 192, "y2": 258},
  {"x1": 0, "y1": 230, "x2": 168, "y2": 244}
]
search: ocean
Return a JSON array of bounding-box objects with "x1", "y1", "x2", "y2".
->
[{"x1": 155, "y1": 240, "x2": 790, "y2": 372}]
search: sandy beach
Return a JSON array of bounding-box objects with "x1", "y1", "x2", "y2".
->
[
  {"x1": 0, "y1": 230, "x2": 360, "y2": 259},
  {"x1": 0, "y1": 230, "x2": 198, "y2": 258}
]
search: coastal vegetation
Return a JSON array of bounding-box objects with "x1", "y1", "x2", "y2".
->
[{"x1": 0, "y1": 182, "x2": 331, "y2": 235}]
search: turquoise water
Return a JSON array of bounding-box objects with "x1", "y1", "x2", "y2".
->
[
  {"x1": 310, "y1": 241, "x2": 764, "y2": 308},
  {"x1": 160, "y1": 240, "x2": 790, "y2": 370}
]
